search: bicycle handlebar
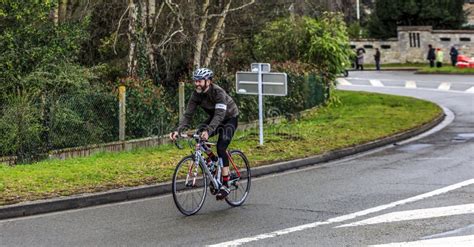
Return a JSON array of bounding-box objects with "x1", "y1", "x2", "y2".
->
[{"x1": 173, "y1": 131, "x2": 215, "y2": 150}]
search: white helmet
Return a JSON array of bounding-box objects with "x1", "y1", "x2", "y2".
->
[{"x1": 192, "y1": 68, "x2": 214, "y2": 80}]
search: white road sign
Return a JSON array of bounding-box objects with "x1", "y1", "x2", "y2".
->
[{"x1": 236, "y1": 72, "x2": 287, "y2": 96}]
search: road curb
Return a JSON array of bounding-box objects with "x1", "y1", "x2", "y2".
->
[
  {"x1": 415, "y1": 71, "x2": 474, "y2": 75},
  {"x1": 0, "y1": 111, "x2": 446, "y2": 220}
]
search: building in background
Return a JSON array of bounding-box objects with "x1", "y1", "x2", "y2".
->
[{"x1": 350, "y1": 26, "x2": 474, "y2": 64}]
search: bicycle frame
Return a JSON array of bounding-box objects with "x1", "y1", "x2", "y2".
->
[
  {"x1": 192, "y1": 143, "x2": 221, "y2": 190},
  {"x1": 227, "y1": 151, "x2": 241, "y2": 178},
  {"x1": 179, "y1": 133, "x2": 242, "y2": 191},
  {"x1": 173, "y1": 133, "x2": 251, "y2": 215}
]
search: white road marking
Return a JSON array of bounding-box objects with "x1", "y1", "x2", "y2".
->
[
  {"x1": 337, "y1": 204, "x2": 474, "y2": 228},
  {"x1": 338, "y1": 84, "x2": 474, "y2": 94},
  {"x1": 466, "y1": 87, "x2": 474, "y2": 93},
  {"x1": 336, "y1": 78, "x2": 352, "y2": 86},
  {"x1": 405, "y1": 80, "x2": 417, "y2": 88},
  {"x1": 370, "y1": 79, "x2": 384, "y2": 87},
  {"x1": 437, "y1": 82, "x2": 451, "y2": 90},
  {"x1": 369, "y1": 234, "x2": 474, "y2": 247},
  {"x1": 208, "y1": 178, "x2": 474, "y2": 247},
  {"x1": 422, "y1": 224, "x2": 474, "y2": 240},
  {"x1": 346, "y1": 77, "x2": 473, "y2": 86}
]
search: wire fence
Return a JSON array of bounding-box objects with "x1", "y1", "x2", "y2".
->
[{"x1": 0, "y1": 73, "x2": 329, "y2": 165}]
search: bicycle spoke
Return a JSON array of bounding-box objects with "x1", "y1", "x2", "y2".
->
[
  {"x1": 225, "y1": 151, "x2": 251, "y2": 207},
  {"x1": 191, "y1": 192, "x2": 196, "y2": 210},
  {"x1": 172, "y1": 156, "x2": 207, "y2": 216}
]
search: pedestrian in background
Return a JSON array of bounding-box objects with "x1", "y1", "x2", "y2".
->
[
  {"x1": 353, "y1": 48, "x2": 359, "y2": 69},
  {"x1": 435, "y1": 48, "x2": 444, "y2": 68},
  {"x1": 449, "y1": 46, "x2": 458, "y2": 67},
  {"x1": 374, "y1": 48, "x2": 381, "y2": 71},
  {"x1": 427, "y1": 44, "x2": 436, "y2": 68},
  {"x1": 357, "y1": 49, "x2": 364, "y2": 70}
]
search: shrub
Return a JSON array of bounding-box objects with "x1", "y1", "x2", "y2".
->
[
  {"x1": 121, "y1": 77, "x2": 176, "y2": 139},
  {"x1": 0, "y1": 62, "x2": 117, "y2": 162},
  {"x1": 253, "y1": 13, "x2": 352, "y2": 88},
  {"x1": 0, "y1": 94, "x2": 43, "y2": 162}
]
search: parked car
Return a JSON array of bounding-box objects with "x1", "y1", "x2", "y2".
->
[{"x1": 456, "y1": 55, "x2": 474, "y2": 68}]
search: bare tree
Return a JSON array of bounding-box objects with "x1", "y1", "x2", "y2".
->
[
  {"x1": 59, "y1": 0, "x2": 68, "y2": 23},
  {"x1": 193, "y1": 0, "x2": 256, "y2": 69},
  {"x1": 127, "y1": 0, "x2": 138, "y2": 77},
  {"x1": 193, "y1": 0, "x2": 211, "y2": 69},
  {"x1": 51, "y1": 3, "x2": 59, "y2": 25},
  {"x1": 203, "y1": 0, "x2": 231, "y2": 68}
]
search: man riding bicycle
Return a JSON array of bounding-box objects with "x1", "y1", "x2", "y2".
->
[{"x1": 170, "y1": 68, "x2": 239, "y2": 200}]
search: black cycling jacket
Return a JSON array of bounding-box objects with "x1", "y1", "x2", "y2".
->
[{"x1": 177, "y1": 83, "x2": 239, "y2": 135}]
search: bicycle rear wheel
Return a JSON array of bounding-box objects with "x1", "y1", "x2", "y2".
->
[
  {"x1": 172, "y1": 155, "x2": 207, "y2": 216},
  {"x1": 225, "y1": 150, "x2": 251, "y2": 207}
]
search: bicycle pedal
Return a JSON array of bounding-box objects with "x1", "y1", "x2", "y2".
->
[{"x1": 216, "y1": 187, "x2": 230, "y2": 200}]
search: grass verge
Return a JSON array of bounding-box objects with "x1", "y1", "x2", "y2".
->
[
  {"x1": 0, "y1": 90, "x2": 442, "y2": 206},
  {"x1": 364, "y1": 63, "x2": 426, "y2": 68},
  {"x1": 418, "y1": 66, "x2": 474, "y2": 74}
]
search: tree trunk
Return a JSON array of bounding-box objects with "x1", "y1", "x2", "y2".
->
[
  {"x1": 193, "y1": 0, "x2": 210, "y2": 69},
  {"x1": 139, "y1": 0, "x2": 158, "y2": 80},
  {"x1": 203, "y1": 0, "x2": 232, "y2": 67},
  {"x1": 127, "y1": 0, "x2": 138, "y2": 77},
  {"x1": 66, "y1": 0, "x2": 77, "y2": 20},
  {"x1": 59, "y1": 0, "x2": 68, "y2": 23},
  {"x1": 146, "y1": 35, "x2": 157, "y2": 80},
  {"x1": 51, "y1": 3, "x2": 59, "y2": 25},
  {"x1": 139, "y1": 0, "x2": 148, "y2": 28},
  {"x1": 148, "y1": 0, "x2": 156, "y2": 26}
]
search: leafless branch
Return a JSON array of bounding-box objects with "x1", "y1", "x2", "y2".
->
[
  {"x1": 206, "y1": 0, "x2": 255, "y2": 18},
  {"x1": 153, "y1": 0, "x2": 185, "y2": 49},
  {"x1": 151, "y1": 1, "x2": 166, "y2": 35},
  {"x1": 113, "y1": 4, "x2": 130, "y2": 55}
]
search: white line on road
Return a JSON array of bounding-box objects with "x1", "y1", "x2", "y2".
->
[
  {"x1": 346, "y1": 77, "x2": 474, "y2": 86},
  {"x1": 336, "y1": 78, "x2": 352, "y2": 86},
  {"x1": 422, "y1": 224, "x2": 474, "y2": 240},
  {"x1": 370, "y1": 79, "x2": 384, "y2": 87},
  {"x1": 337, "y1": 204, "x2": 474, "y2": 228},
  {"x1": 405, "y1": 80, "x2": 417, "y2": 88},
  {"x1": 208, "y1": 178, "x2": 474, "y2": 247},
  {"x1": 338, "y1": 84, "x2": 474, "y2": 94},
  {"x1": 437, "y1": 82, "x2": 451, "y2": 90},
  {"x1": 369, "y1": 234, "x2": 474, "y2": 247},
  {"x1": 466, "y1": 87, "x2": 474, "y2": 93}
]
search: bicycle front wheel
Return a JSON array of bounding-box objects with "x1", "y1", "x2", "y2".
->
[
  {"x1": 225, "y1": 150, "x2": 251, "y2": 207},
  {"x1": 172, "y1": 155, "x2": 207, "y2": 216}
]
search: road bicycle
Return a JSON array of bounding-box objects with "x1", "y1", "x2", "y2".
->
[{"x1": 172, "y1": 133, "x2": 251, "y2": 216}]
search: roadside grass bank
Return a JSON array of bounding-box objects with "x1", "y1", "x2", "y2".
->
[
  {"x1": 364, "y1": 63, "x2": 426, "y2": 69},
  {"x1": 358, "y1": 63, "x2": 474, "y2": 74},
  {"x1": 0, "y1": 90, "x2": 443, "y2": 206},
  {"x1": 417, "y1": 66, "x2": 474, "y2": 74}
]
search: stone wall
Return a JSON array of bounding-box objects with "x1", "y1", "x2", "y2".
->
[
  {"x1": 350, "y1": 26, "x2": 474, "y2": 64},
  {"x1": 349, "y1": 39, "x2": 400, "y2": 65}
]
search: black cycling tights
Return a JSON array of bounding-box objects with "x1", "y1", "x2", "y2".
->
[{"x1": 210, "y1": 117, "x2": 238, "y2": 167}]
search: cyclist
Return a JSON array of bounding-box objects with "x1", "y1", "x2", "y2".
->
[{"x1": 169, "y1": 68, "x2": 239, "y2": 200}]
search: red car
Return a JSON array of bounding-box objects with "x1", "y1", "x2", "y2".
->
[{"x1": 456, "y1": 55, "x2": 474, "y2": 68}]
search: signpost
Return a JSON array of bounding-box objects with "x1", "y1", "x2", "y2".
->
[{"x1": 236, "y1": 63, "x2": 287, "y2": 145}]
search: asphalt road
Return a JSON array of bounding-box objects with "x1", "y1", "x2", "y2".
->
[{"x1": 1, "y1": 71, "x2": 473, "y2": 246}]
